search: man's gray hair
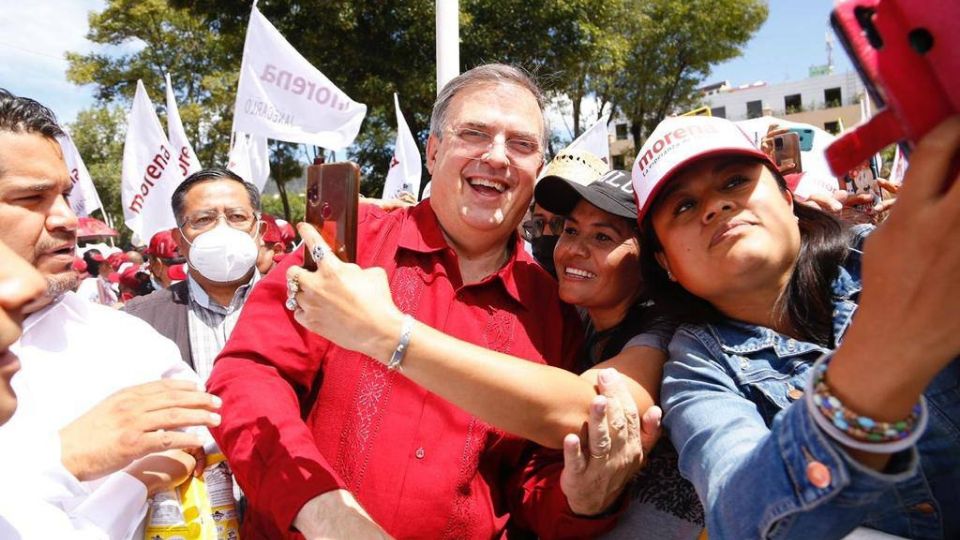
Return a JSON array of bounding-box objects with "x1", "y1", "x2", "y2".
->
[{"x1": 429, "y1": 64, "x2": 549, "y2": 146}]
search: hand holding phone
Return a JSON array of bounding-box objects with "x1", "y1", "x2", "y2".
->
[
  {"x1": 788, "y1": 127, "x2": 815, "y2": 152},
  {"x1": 764, "y1": 132, "x2": 803, "y2": 175},
  {"x1": 304, "y1": 161, "x2": 360, "y2": 269},
  {"x1": 826, "y1": 0, "x2": 959, "y2": 180}
]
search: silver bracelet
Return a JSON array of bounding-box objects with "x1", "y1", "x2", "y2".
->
[{"x1": 386, "y1": 315, "x2": 414, "y2": 371}]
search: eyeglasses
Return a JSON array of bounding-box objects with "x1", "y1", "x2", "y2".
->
[
  {"x1": 180, "y1": 209, "x2": 260, "y2": 234},
  {"x1": 521, "y1": 215, "x2": 565, "y2": 241},
  {"x1": 445, "y1": 126, "x2": 544, "y2": 168}
]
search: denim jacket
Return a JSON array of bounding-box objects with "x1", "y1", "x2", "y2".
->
[{"x1": 661, "y1": 226, "x2": 960, "y2": 539}]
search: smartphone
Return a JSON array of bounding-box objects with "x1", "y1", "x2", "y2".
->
[
  {"x1": 826, "y1": 0, "x2": 959, "y2": 179},
  {"x1": 304, "y1": 161, "x2": 360, "y2": 269},
  {"x1": 768, "y1": 132, "x2": 802, "y2": 174},
  {"x1": 788, "y1": 127, "x2": 815, "y2": 152},
  {"x1": 839, "y1": 161, "x2": 882, "y2": 212}
]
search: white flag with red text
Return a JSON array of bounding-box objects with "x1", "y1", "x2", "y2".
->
[
  {"x1": 232, "y1": 5, "x2": 366, "y2": 150},
  {"x1": 564, "y1": 114, "x2": 611, "y2": 166},
  {"x1": 382, "y1": 94, "x2": 421, "y2": 200},
  {"x1": 165, "y1": 73, "x2": 202, "y2": 178},
  {"x1": 889, "y1": 144, "x2": 908, "y2": 185},
  {"x1": 58, "y1": 132, "x2": 104, "y2": 219},
  {"x1": 121, "y1": 80, "x2": 183, "y2": 242},
  {"x1": 227, "y1": 131, "x2": 271, "y2": 192}
]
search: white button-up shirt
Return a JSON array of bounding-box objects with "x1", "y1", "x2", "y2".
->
[{"x1": 0, "y1": 291, "x2": 201, "y2": 539}]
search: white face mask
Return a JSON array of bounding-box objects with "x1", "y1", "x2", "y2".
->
[{"x1": 183, "y1": 221, "x2": 259, "y2": 283}]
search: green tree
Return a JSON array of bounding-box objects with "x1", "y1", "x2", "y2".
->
[
  {"x1": 172, "y1": 0, "x2": 440, "y2": 193},
  {"x1": 66, "y1": 0, "x2": 316, "y2": 233},
  {"x1": 461, "y1": 0, "x2": 631, "y2": 139},
  {"x1": 610, "y1": 0, "x2": 767, "y2": 151},
  {"x1": 172, "y1": 0, "x2": 638, "y2": 172},
  {"x1": 69, "y1": 0, "x2": 764, "y2": 219},
  {"x1": 66, "y1": 0, "x2": 238, "y2": 164},
  {"x1": 67, "y1": 105, "x2": 130, "y2": 243}
]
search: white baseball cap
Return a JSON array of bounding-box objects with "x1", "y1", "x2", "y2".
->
[{"x1": 631, "y1": 116, "x2": 776, "y2": 223}]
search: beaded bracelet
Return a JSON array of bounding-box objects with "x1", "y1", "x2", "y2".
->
[{"x1": 805, "y1": 352, "x2": 928, "y2": 454}]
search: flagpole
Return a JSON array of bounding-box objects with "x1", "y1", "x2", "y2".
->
[{"x1": 436, "y1": 0, "x2": 459, "y2": 94}]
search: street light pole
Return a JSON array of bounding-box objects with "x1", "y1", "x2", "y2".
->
[{"x1": 436, "y1": 0, "x2": 460, "y2": 94}]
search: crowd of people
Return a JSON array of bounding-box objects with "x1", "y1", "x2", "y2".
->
[{"x1": 0, "y1": 61, "x2": 957, "y2": 540}]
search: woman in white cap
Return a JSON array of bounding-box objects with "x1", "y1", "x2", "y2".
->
[{"x1": 632, "y1": 114, "x2": 960, "y2": 539}]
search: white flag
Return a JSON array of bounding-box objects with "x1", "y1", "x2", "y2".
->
[
  {"x1": 59, "y1": 133, "x2": 103, "y2": 218},
  {"x1": 564, "y1": 114, "x2": 611, "y2": 166},
  {"x1": 227, "y1": 131, "x2": 271, "y2": 192},
  {"x1": 859, "y1": 97, "x2": 883, "y2": 175},
  {"x1": 165, "y1": 73, "x2": 202, "y2": 178},
  {"x1": 233, "y1": 5, "x2": 366, "y2": 150},
  {"x1": 121, "y1": 80, "x2": 184, "y2": 241},
  {"x1": 889, "y1": 144, "x2": 908, "y2": 185},
  {"x1": 382, "y1": 94, "x2": 422, "y2": 200}
]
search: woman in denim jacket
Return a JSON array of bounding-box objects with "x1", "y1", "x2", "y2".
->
[{"x1": 629, "y1": 115, "x2": 960, "y2": 539}]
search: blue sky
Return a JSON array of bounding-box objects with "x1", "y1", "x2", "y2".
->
[
  {"x1": 710, "y1": 0, "x2": 854, "y2": 86},
  {"x1": 0, "y1": 0, "x2": 855, "y2": 126}
]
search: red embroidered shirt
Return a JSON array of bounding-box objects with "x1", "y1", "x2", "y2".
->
[{"x1": 208, "y1": 200, "x2": 615, "y2": 539}]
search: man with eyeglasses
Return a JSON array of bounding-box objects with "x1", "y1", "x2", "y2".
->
[
  {"x1": 125, "y1": 168, "x2": 264, "y2": 379},
  {"x1": 207, "y1": 64, "x2": 640, "y2": 539},
  {"x1": 523, "y1": 203, "x2": 565, "y2": 278}
]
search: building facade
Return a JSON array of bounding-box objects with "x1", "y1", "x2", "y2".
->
[{"x1": 607, "y1": 70, "x2": 871, "y2": 169}]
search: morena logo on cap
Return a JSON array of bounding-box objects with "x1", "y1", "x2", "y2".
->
[
  {"x1": 634, "y1": 122, "x2": 721, "y2": 176},
  {"x1": 631, "y1": 116, "x2": 770, "y2": 223}
]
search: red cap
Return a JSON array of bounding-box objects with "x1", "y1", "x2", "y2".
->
[
  {"x1": 146, "y1": 229, "x2": 182, "y2": 260},
  {"x1": 277, "y1": 219, "x2": 295, "y2": 245},
  {"x1": 261, "y1": 213, "x2": 283, "y2": 244},
  {"x1": 783, "y1": 172, "x2": 804, "y2": 192},
  {"x1": 261, "y1": 214, "x2": 295, "y2": 248},
  {"x1": 87, "y1": 251, "x2": 105, "y2": 263},
  {"x1": 118, "y1": 266, "x2": 143, "y2": 290},
  {"x1": 72, "y1": 257, "x2": 88, "y2": 273},
  {"x1": 167, "y1": 263, "x2": 188, "y2": 281},
  {"x1": 106, "y1": 252, "x2": 128, "y2": 269}
]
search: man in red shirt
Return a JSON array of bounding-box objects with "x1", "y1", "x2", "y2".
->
[{"x1": 208, "y1": 64, "x2": 628, "y2": 539}]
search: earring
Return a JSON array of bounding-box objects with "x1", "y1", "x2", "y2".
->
[{"x1": 667, "y1": 270, "x2": 676, "y2": 282}]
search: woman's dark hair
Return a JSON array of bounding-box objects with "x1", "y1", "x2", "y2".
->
[
  {"x1": 131, "y1": 271, "x2": 155, "y2": 297},
  {"x1": 639, "y1": 165, "x2": 849, "y2": 347},
  {"x1": 82, "y1": 250, "x2": 103, "y2": 278}
]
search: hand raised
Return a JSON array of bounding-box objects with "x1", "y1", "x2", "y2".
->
[
  {"x1": 286, "y1": 223, "x2": 405, "y2": 363},
  {"x1": 59, "y1": 379, "x2": 221, "y2": 481},
  {"x1": 560, "y1": 368, "x2": 661, "y2": 516},
  {"x1": 852, "y1": 116, "x2": 960, "y2": 373}
]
